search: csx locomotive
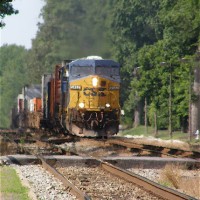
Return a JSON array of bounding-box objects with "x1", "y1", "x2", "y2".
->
[{"x1": 14, "y1": 56, "x2": 121, "y2": 137}]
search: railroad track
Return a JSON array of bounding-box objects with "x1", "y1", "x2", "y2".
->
[
  {"x1": 1, "y1": 129, "x2": 199, "y2": 159},
  {"x1": 55, "y1": 158, "x2": 199, "y2": 200},
  {"x1": 47, "y1": 136, "x2": 200, "y2": 159},
  {"x1": 2, "y1": 130, "x2": 200, "y2": 161},
  {"x1": 106, "y1": 138, "x2": 200, "y2": 159},
  {"x1": 19, "y1": 153, "x2": 198, "y2": 200},
  {"x1": 2, "y1": 135, "x2": 198, "y2": 200}
]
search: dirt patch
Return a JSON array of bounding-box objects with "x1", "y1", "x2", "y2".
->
[
  {"x1": 121, "y1": 135, "x2": 192, "y2": 151},
  {"x1": 58, "y1": 139, "x2": 133, "y2": 157},
  {"x1": 0, "y1": 136, "x2": 18, "y2": 155}
]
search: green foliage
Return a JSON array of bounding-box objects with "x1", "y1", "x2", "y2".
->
[
  {"x1": 110, "y1": 0, "x2": 200, "y2": 131},
  {"x1": 27, "y1": 0, "x2": 115, "y2": 83},
  {"x1": 0, "y1": 45, "x2": 28, "y2": 128},
  {"x1": 159, "y1": 0, "x2": 200, "y2": 55},
  {"x1": 0, "y1": 0, "x2": 18, "y2": 27},
  {"x1": 1, "y1": 0, "x2": 200, "y2": 131}
]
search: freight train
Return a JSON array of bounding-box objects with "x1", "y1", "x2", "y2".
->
[{"x1": 13, "y1": 56, "x2": 121, "y2": 137}]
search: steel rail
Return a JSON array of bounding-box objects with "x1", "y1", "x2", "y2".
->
[
  {"x1": 38, "y1": 155, "x2": 91, "y2": 200},
  {"x1": 100, "y1": 160, "x2": 197, "y2": 200},
  {"x1": 5, "y1": 135, "x2": 91, "y2": 200},
  {"x1": 3, "y1": 132, "x2": 198, "y2": 199},
  {"x1": 0, "y1": 129, "x2": 18, "y2": 133},
  {"x1": 107, "y1": 140, "x2": 200, "y2": 159}
]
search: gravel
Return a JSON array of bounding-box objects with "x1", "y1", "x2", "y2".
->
[
  {"x1": 12, "y1": 164, "x2": 77, "y2": 200},
  {"x1": 10, "y1": 163, "x2": 199, "y2": 200},
  {"x1": 128, "y1": 168, "x2": 200, "y2": 199},
  {"x1": 56, "y1": 165, "x2": 163, "y2": 200},
  {"x1": 128, "y1": 168, "x2": 161, "y2": 182}
]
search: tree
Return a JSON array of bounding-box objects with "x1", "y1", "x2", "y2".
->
[
  {"x1": 0, "y1": 45, "x2": 28, "y2": 127},
  {"x1": 110, "y1": 0, "x2": 200, "y2": 134},
  {"x1": 110, "y1": 0, "x2": 164, "y2": 127},
  {"x1": 192, "y1": 47, "x2": 200, "y2": 135},
  {"x1": 27, "y1": 0, "x2": 114, "y2": 83},
  {"x1": 0, "y1": 0, "x2": 18, "y2": 27}
]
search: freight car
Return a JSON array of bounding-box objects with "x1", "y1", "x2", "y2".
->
[
  {"x1": 12, "y1": 85, "x2": 42, "y2": 129},
  {"x1": 14, "y1": 56, "x2": 121, "y2": 137}
]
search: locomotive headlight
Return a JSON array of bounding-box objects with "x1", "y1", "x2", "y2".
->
[
  {"x1": 92, "y1": 77, "x2": 98, "y2": 87},
  {"x1": 105, "y1": 103, "x2": 111, "y2": 108},
  {"x1": 79, "y1": 102, "x2": 85, "y2": 108}
]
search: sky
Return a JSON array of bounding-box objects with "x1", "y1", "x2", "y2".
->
[{"x1": 0, "y1": 0, "x2": 45, "y2": 49}]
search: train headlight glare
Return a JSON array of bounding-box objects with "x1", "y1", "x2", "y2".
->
[
  {"x1": 92, "y1": 77, "x2": 98, "y2": 87},
  {"x1": 79, "y1": 102, "x2": 85, "y2": 108},
  {"x1": 105, "y1": 103, "x2": 110, "y2": 108}
]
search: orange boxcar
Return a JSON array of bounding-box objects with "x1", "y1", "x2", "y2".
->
[{"x1": 32, "y1": 98, "x2": 42, "y2": 112}]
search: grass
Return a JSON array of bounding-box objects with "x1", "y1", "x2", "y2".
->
[
  {"x1": 121, "y1": 125, "x2": 154, "y2": 137},
  {"x1": 119, "y1": 125, "x2": 200, "y2": 151},
  {"x1": 121, "y1": 125, "x2": 199, "y2": 143},
  {"x1": 0, "y1": 166, "x2": 30, "y2": 200},
  {"x1": 159, "y1": 164, "x2": 182, "y2": 189},
  {"x1": 159, "y1": 164, "x2": 200, "y2": 199}
]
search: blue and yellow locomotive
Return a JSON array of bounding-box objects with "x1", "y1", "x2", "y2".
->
[
  {"x1": 15, "y1": 56, "x2": 121, "y2": 137},
  {"x1": 65, "y1": 56, "x2": 121, "y2": 136}
]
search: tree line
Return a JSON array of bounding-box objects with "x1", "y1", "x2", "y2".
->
[{"x1": 0, "y1": 0, "x2": 199, "y2": 136}]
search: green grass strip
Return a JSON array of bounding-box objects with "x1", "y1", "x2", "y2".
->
[
  {"x1": 121, "y1": 125, "x2": 199, "y2": 143},
  {"x1": 0, "y1": 166, "x2": 30, "y2": 200}
]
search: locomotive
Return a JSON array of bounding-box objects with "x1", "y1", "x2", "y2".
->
[{"x1": 15, "y1": 56, "x2": 121, "y2": 137}]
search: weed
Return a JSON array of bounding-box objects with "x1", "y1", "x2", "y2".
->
[
  {"x1": 159, "y1": 164, "x2": 200, "y2": 199},
  {"x1": 159, "y1": 164, "x2": 183, "y2": 189},
  {"x1": 179, "y1": 176, "x2": 200, "y2": 198}
]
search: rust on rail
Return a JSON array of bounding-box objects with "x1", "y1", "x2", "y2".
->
[
  {"x1": 38, "y1": 155, "x2": 91, "y2": 200},
  {"x1": 107, "y1": 139, "x2": 200, "y2": 159},
  {"x1": 100, "y1": 161, "x2": 197, "y2": 200}
]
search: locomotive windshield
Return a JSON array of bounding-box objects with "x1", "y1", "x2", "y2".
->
[
  {"x1": 96, "y1": 66, "x2": 120, "y2": 76},
  {"x1": 71, "y1": 66, "x2": 93, "y2": 76}
]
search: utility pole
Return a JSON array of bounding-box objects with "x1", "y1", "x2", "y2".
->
[
  {"x1": 144, "y1": 97, "x2": 148, "y2": 135},
  {"x1": 188, "y1": 65, "x2": 192, "y2": 141},
  {"x1": 181, "y1": 58, "x2": 192, "y2": 141},
  {"x1": 169, "y1": 64, "x2": 172, "y2": 139}
]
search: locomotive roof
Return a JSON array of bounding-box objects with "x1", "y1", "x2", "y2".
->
[
  {"x1": 23, "y1": 85, "x2": 41, "y2": 99},
  {"x1": 69, "y1": 59, "x2": 120, "y2": 68}
]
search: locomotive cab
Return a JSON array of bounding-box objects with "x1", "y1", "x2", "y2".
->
[{"x1": 65, "y1": 56, "x2": 121, "y2": 137}]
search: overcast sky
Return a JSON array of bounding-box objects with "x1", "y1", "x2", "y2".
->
[{"x1": 0, "y1": 0, "x2": 45, "y2": 49}]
